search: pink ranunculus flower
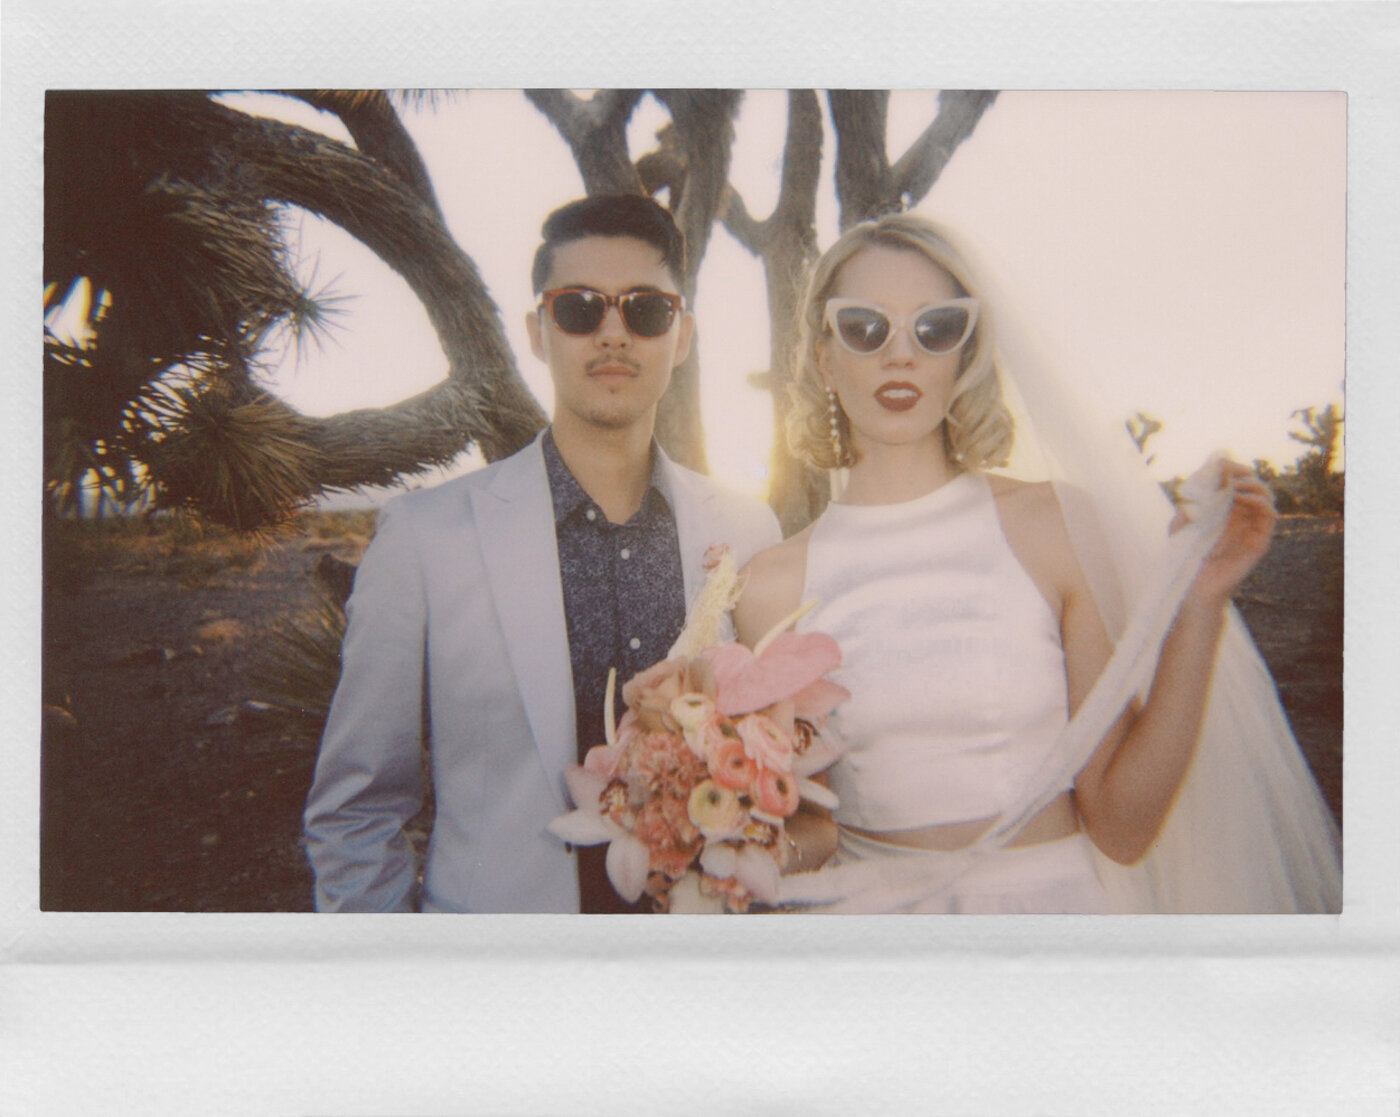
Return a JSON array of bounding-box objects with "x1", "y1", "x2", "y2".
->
[
  {"x1": 687, "y1": 779, "x2": 747, "y2": 840},
  {"x1": 710, "y1": 741, "x2": 758, "y2": 792},
  {"x1": 750, "y1": 766, "x2": 801, "y2": 818},
  {"x1": 700, "y1": 716, "x2": 742, "y2": 767},
  {"x1": 736, "y1": 712, "x2": 794, "y2": 773}
]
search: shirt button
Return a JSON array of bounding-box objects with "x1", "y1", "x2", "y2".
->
[
  {"x1": 585, "y1": 508, "x2": 597, "y2": 522},
  {"x1": 628, "y1": 637, "x2": 641, "y2": 650},
  {"x1": 620, "y1": 547, "x2": 631, "y2": 560}
]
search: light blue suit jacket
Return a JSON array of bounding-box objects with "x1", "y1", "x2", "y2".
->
[{"x1": 303, "y1": 433, "x2": 782, "y2": 912}]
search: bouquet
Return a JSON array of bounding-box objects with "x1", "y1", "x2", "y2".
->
[{"x1": 547, "y1": 545, "x2": 849, "y2": 913}]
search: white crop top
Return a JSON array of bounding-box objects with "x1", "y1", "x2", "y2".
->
[{"x1": 798, "y1": 472, "x2": 1070, "y2": 831}]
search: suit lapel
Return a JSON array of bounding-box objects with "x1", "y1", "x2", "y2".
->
[
  {"x1": 657, "y1": 449, "x2": 720, "y2": 606},
  {"x1": 470, "y1": 436, "x2": 575, "y2": 806},
  {"x1": 468, "y1": 441, "x2": 719, "y2": 807}
]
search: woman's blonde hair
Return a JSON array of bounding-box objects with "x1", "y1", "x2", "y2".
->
[{"x1": 786, "y1": 213, "x2": 1013, "y2": 472}]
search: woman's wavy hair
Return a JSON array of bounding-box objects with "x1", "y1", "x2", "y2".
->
[{"x1": 787, "y1": 213, "x2": 1014, "y2": 472}]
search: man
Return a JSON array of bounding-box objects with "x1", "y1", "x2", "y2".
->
[{"x1": 303, "y1": 194, "x2": 782, "y2": 912}]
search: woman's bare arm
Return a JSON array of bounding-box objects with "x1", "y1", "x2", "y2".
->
[{"x1": 996, "y1": 464, "x2": 1276, "y2": 864}]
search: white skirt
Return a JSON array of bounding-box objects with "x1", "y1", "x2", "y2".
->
[{"x1": 827, "y1": 827, "x2": 1112, "y2": 914}]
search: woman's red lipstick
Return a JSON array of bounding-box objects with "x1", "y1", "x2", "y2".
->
[{"x1": 875, "y1": 381, "x2": 922, "y2": 411}]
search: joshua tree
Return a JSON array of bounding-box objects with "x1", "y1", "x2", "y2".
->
[{"x1": 44, "y1": 89, "x2": 997, "y2": 534}]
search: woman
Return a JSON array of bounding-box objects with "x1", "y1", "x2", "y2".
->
[{"x1": 734, "y1": 212, "x2": 1341, "y2": 913}]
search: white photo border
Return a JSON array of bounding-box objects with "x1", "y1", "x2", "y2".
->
[{"x1": 4, "y1": 2, "x2": 1398, "y2": 1114}]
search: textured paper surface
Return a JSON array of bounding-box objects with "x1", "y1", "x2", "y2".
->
[{"x1": 4, "y1": 1, "x2": 1398, "y2": 1113}]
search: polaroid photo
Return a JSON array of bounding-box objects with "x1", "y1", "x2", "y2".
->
[{"x1": 5, "y1": 2, "x2": 1397, "y2": 1113}]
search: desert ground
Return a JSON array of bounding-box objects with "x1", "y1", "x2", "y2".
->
[{"x1": 39, "y1": 510, "x2": 1343, "y2": 912}]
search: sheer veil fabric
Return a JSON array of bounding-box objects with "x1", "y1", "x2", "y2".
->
[{"x1": 777, "y1": 242, "x2": 1342, "y2": 915}]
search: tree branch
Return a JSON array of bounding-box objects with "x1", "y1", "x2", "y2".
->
[
  {"x1": 204, "y1": 99, "x2": 545, "y2": 470},
  {"x1": 635, "y1": 123, "x2": 686, "y2": 200},
  {"x1": 828, "y1": 90, "x2": 893, "y2": 230},
  {"x1": 652, "y1": 90, "x2": 743, "y2": 289},
  {"x1": 772, "y1": 89, "x2": 824, "y2": 231},
  {"x1": 890, "y1": 90, "x2": 999, "y2": 206},
  {"x1": 525, "y1": 88, "x2": 645, "y2": 195},
  {"x1": 288, "y1": 90, "x2": 444, "y2": 219},
  {"x1": 647, "y1": 90, "x2": 744, "y2": 472},
  {"x1": 720, "y1": 185, "x2": 765, "y2": 253}
]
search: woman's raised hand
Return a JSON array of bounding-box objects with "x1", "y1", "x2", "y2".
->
[{"x1": 1174, "y1": 459, "x2": 1277, "y2": 611}]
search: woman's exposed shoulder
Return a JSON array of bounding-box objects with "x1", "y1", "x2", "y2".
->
[
  {"x1": 745, "y1": 522, "x2": 813, "y2": 579},
  {"x1": 987, "y1": 473, "x2": 1058, "y2": 513},
  {"x1": 987, "y1": 474, "x2": 1076, "y2": 541},
  {"x1": 733, "y1": 524, "x2": 815, "y2": 647},
  {"x1": 985, "y1": 473, "x2": 1081, "y2": 610}
]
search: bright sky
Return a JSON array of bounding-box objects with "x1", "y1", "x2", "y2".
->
[{"x1": 226, "y1": 90, "x2": 1345, "y2": 498}]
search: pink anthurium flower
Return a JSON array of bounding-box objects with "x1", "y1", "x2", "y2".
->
[{"x1": 702, "y1": 630, "x2": 846, "y2": 718}]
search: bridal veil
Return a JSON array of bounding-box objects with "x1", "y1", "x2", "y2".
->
[{"x1": 778, "y1": 231, "x2": 1342, "y2": 914}]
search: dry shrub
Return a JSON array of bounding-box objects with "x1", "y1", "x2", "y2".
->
[{"x1": 245, "y1": 589, "x2": 347, "y2": 740}]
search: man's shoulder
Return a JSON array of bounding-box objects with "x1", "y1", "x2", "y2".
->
[
  {"x1": 665, "y1": 458, "x2": 769, "y2": 514},
  {"x1": 381, "y1": 438, "x2": 545, "y2": 519},
  {"x1": 661, "y1": 461, "x2": 782, "y2": 561}
]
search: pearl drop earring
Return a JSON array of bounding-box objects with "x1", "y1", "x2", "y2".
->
[{"x1": 826, "y1": 387, "x2": 844, "y2": 463}]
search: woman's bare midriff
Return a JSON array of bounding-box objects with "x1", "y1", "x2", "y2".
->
[{"x1": 842, "y1": 791, "x2": 1081, "y2": 851}]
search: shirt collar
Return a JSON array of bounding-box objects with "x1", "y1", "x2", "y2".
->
[{"x1": 543, "y1": 427, "x2": 671, "y2": 526}]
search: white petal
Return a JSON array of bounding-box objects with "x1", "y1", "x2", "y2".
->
[
  {"x1": 791, "y1": 726, "x2": 847, "y2": 778},
  {"x1": 796, "y1": 778, "x2": 840, "y2": 810},
  {"x1": 546, "y1": 809, "x2": 616, "y2": 846},
  {"x1": 564, "y1": 766, "x2": 608, "y2": 808},
  {"x1": 699, "y1": 841, "x2": 738, "y2": 879},
  {"x1": 734, "y1": 844, "x2": 781, "y2": 905},
  {"x1": 606, "y1": 833, "x2": 651, "y2": 903}
]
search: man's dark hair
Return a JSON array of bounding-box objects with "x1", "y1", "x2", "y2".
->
[{"x1": 530, "y1": 193, "x2": 688, "y2": 294}]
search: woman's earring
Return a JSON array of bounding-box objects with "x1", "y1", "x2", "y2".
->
[{"x1": 826, "y1": 388, "x2": 844, "y2": 463}]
